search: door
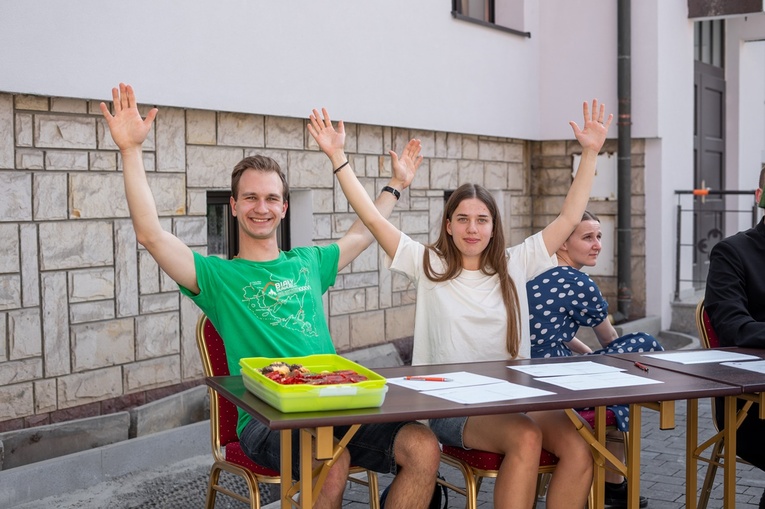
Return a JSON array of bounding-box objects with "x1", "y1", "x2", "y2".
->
[{"x1": 693, "y1": 60, "x2": 725, "y2": 287}]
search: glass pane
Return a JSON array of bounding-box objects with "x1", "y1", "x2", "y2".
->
[
  {"x1": 694, "y1": 22, "x2": 701, "y2": 61},
  {"x1": 694, "y1": 20, "x2": 724, "y2": 69},
  {"x1": 712, "y1": 20, "x2": 724, "y2": 68},
  {"x1": 207, "y1": 203, "x2": 229, "y2": 258},
  {"x1": 701, "y1": 21, "x2": 711, "y2": 64},
  {"x1": 460, "y1": 0, "x2": 491, "y2": 22}
]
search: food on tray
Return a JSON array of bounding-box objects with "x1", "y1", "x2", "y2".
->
[
  {"x1": 258, "y1": 361, "x2": 368, "y2": 385},
  {"x1": 260, "y1": 361, "x2": 309, "y2": 375}
]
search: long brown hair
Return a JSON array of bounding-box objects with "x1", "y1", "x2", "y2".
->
[{"x1": 423, "y1": 184, "x2": 522, "y2": 357}]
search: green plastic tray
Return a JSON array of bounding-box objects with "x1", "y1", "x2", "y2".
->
[{"x1": 239, "y1": 354, "x2": 388, "y2": 413}]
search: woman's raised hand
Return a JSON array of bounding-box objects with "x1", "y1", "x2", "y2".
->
[
  {"x1": 569, "y1": 99, "x2": 612, "y2": 153},
  {"x1": 308, "y1": 108, "x2": 346, "y2": 161}
]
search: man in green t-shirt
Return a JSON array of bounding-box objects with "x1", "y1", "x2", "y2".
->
[{"x1": 101, "y1": 84, "x2": 440, "y2": 508}]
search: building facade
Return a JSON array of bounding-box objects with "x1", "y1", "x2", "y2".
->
[{"x1": 1, "y1": 0, "x2": 763, "y2": 429}]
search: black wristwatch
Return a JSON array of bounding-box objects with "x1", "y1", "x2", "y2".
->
[{"x1": 382, "y1": 186, "x2": 401, "y2": 200}]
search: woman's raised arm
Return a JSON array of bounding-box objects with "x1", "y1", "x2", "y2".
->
[
  {"x1": 542, "y1": 99, "x2": 612, "y2": 256},
  {"x1": 308, "y1": 108, "x2": 421, "y2": 259}
]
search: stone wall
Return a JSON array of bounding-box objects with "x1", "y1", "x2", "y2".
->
[
  {"x1": 0, "y1": 92, "x2": 535, "y2": 428},
  {"x1": 530, "y1": 138, "x2": 648, "y2": 319}
]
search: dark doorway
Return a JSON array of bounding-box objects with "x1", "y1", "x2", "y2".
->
[{"x1": 692, "y1": 60, "x2": 725, "y2": 287}]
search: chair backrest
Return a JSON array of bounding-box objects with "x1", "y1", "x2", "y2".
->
[
  {"x1": 695, "y1": 299, "x2": 721, "y2": 349},
  {"x1": 196, "y1": 314, "x2": 240, "y2": 448}
]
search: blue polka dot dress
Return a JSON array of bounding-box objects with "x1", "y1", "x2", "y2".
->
[{"x1": 527, "y1": 266, "x2": 664, "y2": 431}]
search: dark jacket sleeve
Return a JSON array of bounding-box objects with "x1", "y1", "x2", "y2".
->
[{"x1": 705, "y1": 236, "x2": 765, "y2": 347}]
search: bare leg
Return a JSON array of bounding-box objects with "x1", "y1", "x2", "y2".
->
[
  {"x1": 605, "y1": 430, "x2": 626, "y2": 484},
  {"x1": 529, "y1": 410, "x2": 593, "y2": 509},
  {"x1": 382, "y1": 423, "x2": 441, "y2": 509},
  {"x1": 312, "y1": 447, "x2": 351, "y2": 509},
  {"x1": 463, "y1": 413, "x2": 543, "y2": 509}
]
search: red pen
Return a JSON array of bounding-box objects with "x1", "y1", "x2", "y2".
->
[
  {"x1": 634, "y1": 361, "x2": 649, "y2": 372},
  {"x1": 404, "y1": 376, "x2": 453, "y2": 382}
]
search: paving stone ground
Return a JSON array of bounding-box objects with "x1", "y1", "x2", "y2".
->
[{"x1": 13, "y1": 398, "x2": 765, "y2": 509}]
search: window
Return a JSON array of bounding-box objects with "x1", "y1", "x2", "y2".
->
[
  {"x1": 453, "y1": 0, "x2": 494, "y2": 23},
  {"x1": 206, "y1": 190, "x2": 290, "y2": 259},
  {"x1": 451, "y1": 0, "x2": 530, "y2": 38},
  {"x1": 694, "y1": 19, "x2": 725, "y2": 68},
  {"x1": 207, "y1": 191, "x2": 238, "y2": 259}
]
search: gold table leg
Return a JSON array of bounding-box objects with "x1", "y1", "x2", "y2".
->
[
  {"x1": 627, "y1": 404, "x2": 642, "y2": 509},
  {"x1": 280, "y1": 425, "x2": 361, "y2": 509},
  {"x1": 722, "y1": 396, "x2": 736, "y2": 508},
  {"x1": 686, "y1": 399, "x2": 698, "y2": 509},
  {"x1": 280, "y1": 430, "x2": 293, "y2": 509}
]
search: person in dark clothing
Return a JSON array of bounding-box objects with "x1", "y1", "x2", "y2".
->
[{"x1": 705, "y1": 166, "x2": 765, "y2": 508}]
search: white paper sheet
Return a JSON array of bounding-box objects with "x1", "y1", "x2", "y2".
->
[
  {"x1": 509, "y1": 361, "x2": 625, "y2": 377},
  {"x1": 423, "y1": 381, "x2": 555, "y2": 405},
  {"x1": 535, "y1": 371, "x2": 663, "y2": 391},
  {"x1": 721, "y1": 360, "x2": 765, "y2": 374},
  {"x1": 386, "y1": 371, "x2": 507, "y2": 392},
  {"x1": 644, "y1": 350, "x2": 760, "y2": 364}
]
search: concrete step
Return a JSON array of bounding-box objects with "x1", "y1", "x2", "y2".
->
[
  {"x1": 0, "y1": 421, "x2": 210, "y2": 508},
  {"x1": 575, "y1": 315, "x2": 698, "y2": 351},
  {"x1": 0, "y1": 385, "x2": 208, "y2": 472},
  {"x1": 670, "y1": 299, "x2": 701, "y2": 336}
]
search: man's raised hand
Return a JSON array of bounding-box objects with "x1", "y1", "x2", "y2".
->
[{"x1": 99, "y1": 83, "x2": 158, "y2": 152}]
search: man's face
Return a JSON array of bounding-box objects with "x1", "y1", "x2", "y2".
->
[{"x1": 230, "y1": 169, "x2": 288, "y2": 241}]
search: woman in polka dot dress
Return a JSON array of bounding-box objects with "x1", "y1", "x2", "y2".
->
[
  {"x1": 527, "y1": 210, "x2": 663, "y2": 365},
  {"x1": 527, "y1": 210, "x2": 662, "y2": 507}
]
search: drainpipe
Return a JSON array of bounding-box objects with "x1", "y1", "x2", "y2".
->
[{"x1": 615, "y1": 0, "x2": 632, "y2": 323}]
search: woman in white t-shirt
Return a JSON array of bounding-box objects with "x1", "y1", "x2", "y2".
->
[{"x1": 308, "y1": 100, "x2": 612, "y2": 509}]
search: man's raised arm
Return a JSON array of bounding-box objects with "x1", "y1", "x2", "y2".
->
[{"x1": 100, "y1": 84, "x2": 199, "y2": 293}]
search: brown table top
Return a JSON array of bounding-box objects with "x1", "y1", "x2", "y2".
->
[
  {"x1": 612, "y1": 348, "x2": 765, "y2": 393},
  {"x1": 206, "y1": 354, "x2": 741, "y2": 430}
]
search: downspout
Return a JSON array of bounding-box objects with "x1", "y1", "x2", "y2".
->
[{"x1": 615, "y1": 0, "x2": 633, "y2": 323}]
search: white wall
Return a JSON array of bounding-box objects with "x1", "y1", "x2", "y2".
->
[
  {"x1": 536, "y1": 1, "x2": 618, "y2": 139},
  {"x1": 643, "y1": 1, "x2": 695, "y2": 325},
  {"x1": 0, "y1": 0, "x2": 542, "y2": 138},
  {"x1": 725, "y1": 15, "x2": 765, "y2": 231},
  {"x1": 0, "y1": 0, "x2": 667, "y2": 142}
]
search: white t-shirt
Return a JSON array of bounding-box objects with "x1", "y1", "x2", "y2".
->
[{"x1": 387, "y1": 232, "x2": 555, "y2": 366}]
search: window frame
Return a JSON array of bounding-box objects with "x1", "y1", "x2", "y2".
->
[
  {"x1": 206, "y1": 191, "x2": 238, "y2": 260},
  {"x1": 451, "y1": 0, "x2": 531, "y2": 38}
]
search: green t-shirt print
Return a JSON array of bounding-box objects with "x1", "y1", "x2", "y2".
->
[
  {"x1": 243, "y1": 265, "x2": 320, "y2": 338},
  {"x1": 181, "y1": 244, "x2": 339, "y2": 364}
]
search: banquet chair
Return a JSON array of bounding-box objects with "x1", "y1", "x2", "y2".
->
[
  {"x1": 437, "y1": 408, "x2": 620, "y2": 509},
  {"x1": 195, "y1": 313, "x2": 380, "y2": 509},
  {"x1": 694, "y1": 299, "x2": 754, "y2": 509}
]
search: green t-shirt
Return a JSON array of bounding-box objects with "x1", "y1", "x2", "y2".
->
[{"x1": 180, "y1": 244, "x2": 340, "y2": 435}]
